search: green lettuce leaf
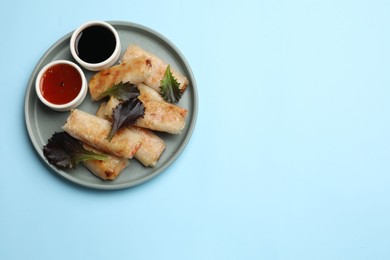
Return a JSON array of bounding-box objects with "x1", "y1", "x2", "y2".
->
[{"x1": 160, "y1": 65, "x2": 182, "y2": 103}]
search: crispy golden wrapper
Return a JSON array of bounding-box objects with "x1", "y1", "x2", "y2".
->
[
  {"x1": 89, "y1": 56, "x2": 152, "y2": 101},
  {"x1": 96, "y1": 102, "x2": 166, "y2": 167},
  {"x1": 63, "y1": 109, "x2": 142, "y2": 159},
  {"x1": 82, "y1": 144, "x2": 129, "y2": 180},
  {"x1": 98, "y1": 84, "x2": 187, "y2": 134},
  {"x1": 121, "y1": 45, "x2": 188, "y2": 93}
]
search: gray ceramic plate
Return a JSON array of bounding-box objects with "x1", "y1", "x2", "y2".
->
[{"x1": 24, "y1": 21, "x2": 198, "y2": 190}]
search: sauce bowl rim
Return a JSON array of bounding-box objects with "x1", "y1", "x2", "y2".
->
[
  {"x1": 35, "y1": 59, "x2": 87, "y2": 111},
  {"x1": 69, "y1": 20, "x2": 121, "y2": 71}
]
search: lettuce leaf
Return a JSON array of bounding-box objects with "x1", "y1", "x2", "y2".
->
[
  {"x1": 160, "y1": 65, "x2": 182, "y2": 103},
  {"x1": 99, "y1": 82, "x2": 140, "y2": 101},
  {"x1": 106, "y1": 97, "x2": 145, "y2": 140},
  {"x1": 43, "y1": 132, "x2": 107, "y2": 169}
]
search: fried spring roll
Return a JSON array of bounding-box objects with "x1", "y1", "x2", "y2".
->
[
  {"x1": 89, "y1": 56, "x2": 152, "y2": 101},
  {"x1": 63, "y1": 109, "x2": 141, "y2": 159},
  {"x1": 97, "y1": 102, "x2": 166, "y2": 167},
  {"x1": 82, "y1": 144, "x2": 129, "y2": 180},
  {"x1": 137, "y1": 84, "x2": 187, "y2": 134},
  {"x1": 121, "y1": 45, "x2": 189, "y2": 93},
  {"x1": 132, "y1": 127, "x2": 166, "y2": 167},
  {"x1": 99, "y1": 84, "x2": 187, "y2": 134},
  {"x1": 137, "y1": 81, "x2": 165, "y2": 102},
  {"x1": 136, "y1": 100, "x2": 187, "y2": 134}
]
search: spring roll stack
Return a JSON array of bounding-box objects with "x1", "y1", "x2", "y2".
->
[{"x1": 62, "y1": 44, "x2": 189, "y2": 180}]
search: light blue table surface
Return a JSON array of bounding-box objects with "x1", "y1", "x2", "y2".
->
[{"x1": 1, "y1": 0, "x2": 390, "y2": 259}]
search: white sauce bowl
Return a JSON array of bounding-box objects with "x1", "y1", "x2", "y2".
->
[
  {"x1": 35, "y1": 60, "x2": 87, "y2": 112},
  {"x1": 70, "y1": 20, "x2": 121, "y2": 71}
]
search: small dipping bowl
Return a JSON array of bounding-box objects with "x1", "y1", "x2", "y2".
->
[
  {"x1": 35, "y1": 60, "x2": 87, "y2": 111},
  {"x1": 70, "y1": 20, "x2": 121, "y2": 71}
]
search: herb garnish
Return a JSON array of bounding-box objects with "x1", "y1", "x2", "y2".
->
[
  {"x1": 43, "y1": 132, "x2": 108, "y2": 169},
  {"x1": 160, "y1": 65, "x2": 182, "y2": 103},
  {"x1": 107, "y1": 97, "x2": 145, "y2": 141},
  {"x1": 99, "y1": 82, "x2": 140, "y2": 101}
]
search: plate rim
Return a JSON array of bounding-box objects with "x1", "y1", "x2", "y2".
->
[{"x1": 24, "y1": 20, "x2": 198, "y2": 190}]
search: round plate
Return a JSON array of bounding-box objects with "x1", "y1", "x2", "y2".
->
[{"x1": 24, "y1": 21, "x2": 198, "y2": 190}]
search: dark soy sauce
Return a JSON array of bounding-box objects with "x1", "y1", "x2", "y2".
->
[{"x1": 75, "y1": 25, "x2": 116, "y2": 64}]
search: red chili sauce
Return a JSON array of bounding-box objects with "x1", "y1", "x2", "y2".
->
[{"x1": 40, "y1": 64, "x2": 82, "y2": 105}]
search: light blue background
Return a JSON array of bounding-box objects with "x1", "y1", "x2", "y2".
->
[{"x1": 1, "y1": 0, "x2": 390, "y2": 259}]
